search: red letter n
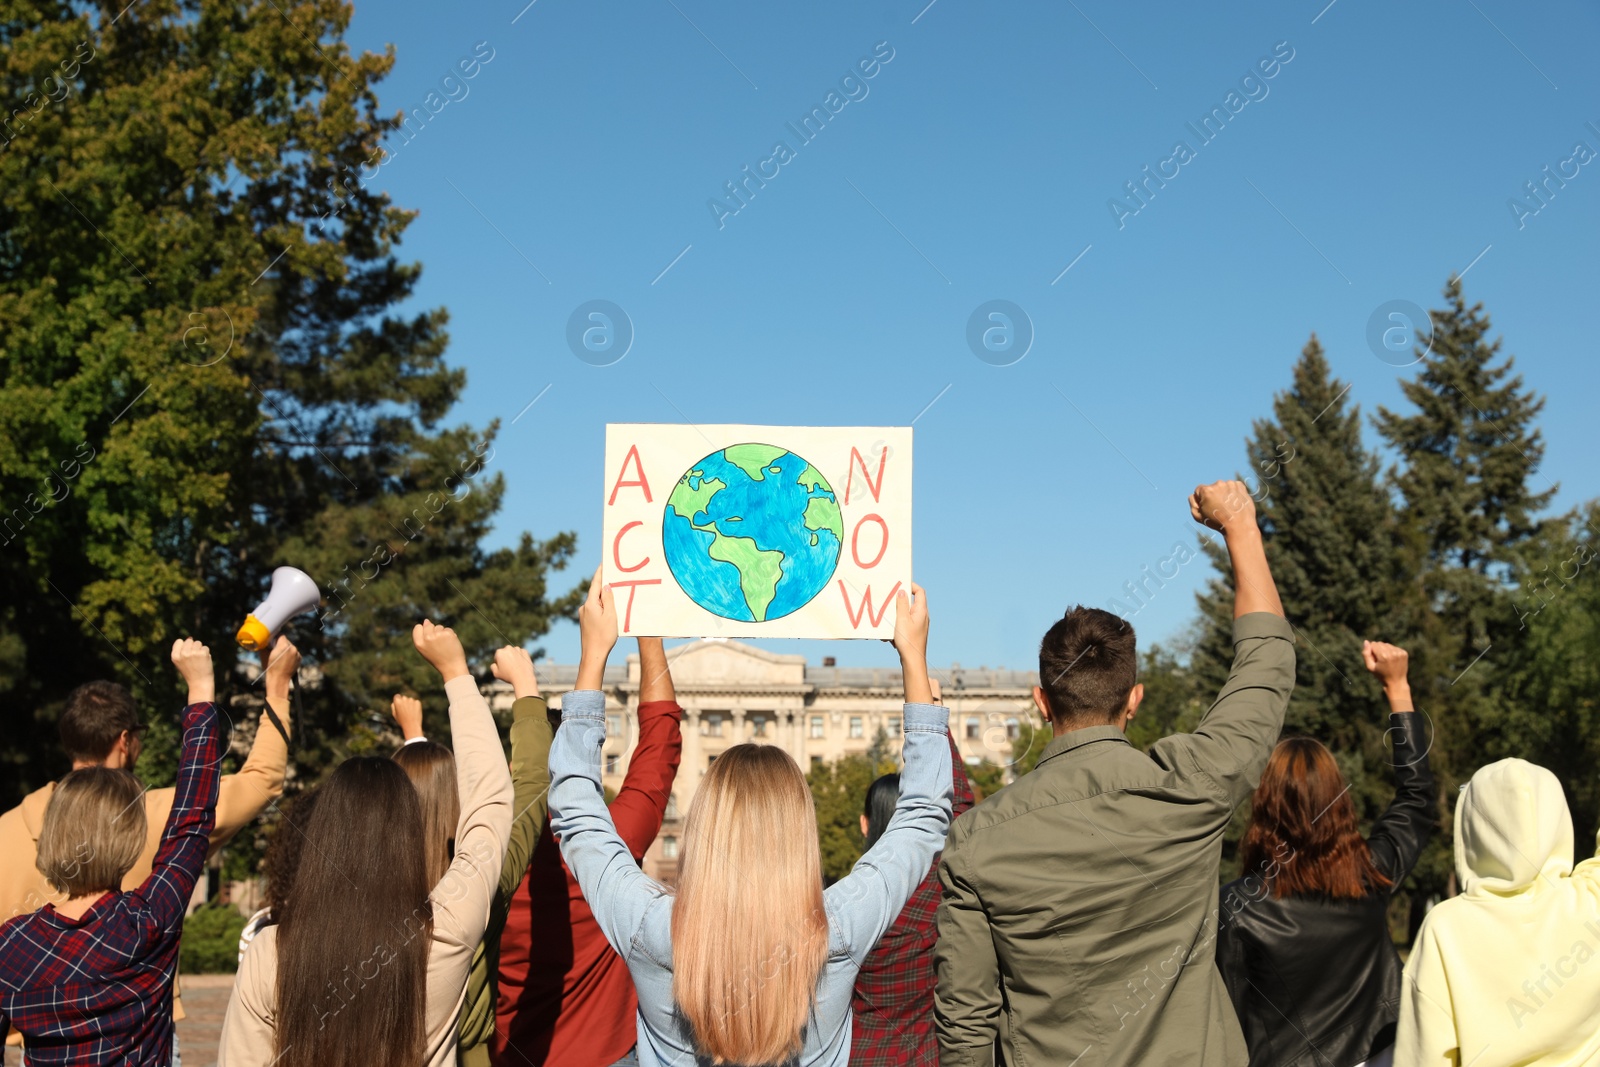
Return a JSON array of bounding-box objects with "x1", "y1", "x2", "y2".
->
[{"x1": 843, "y1": 447, "x2": 886, "y2": 505}]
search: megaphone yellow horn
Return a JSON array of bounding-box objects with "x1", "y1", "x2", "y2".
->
[{"x1": 237, "y1": 566, "x2": 322, "y2": 650}]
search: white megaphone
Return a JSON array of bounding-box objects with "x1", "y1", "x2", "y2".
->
[{"x1": 236, "y1": 566, "x2": 321, "y2": 651}]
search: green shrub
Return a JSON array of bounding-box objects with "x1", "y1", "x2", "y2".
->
[{"x1": 180, "y1": 901, "x2": 248, "y2": 974}]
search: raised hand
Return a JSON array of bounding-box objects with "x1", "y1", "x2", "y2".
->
[
  {"x1": 1189, "y1": 479, "x2": 1257, "y2": 536},
  {"x1": 892, "y1": 582, "x2": 933, "y2": 705},
  {"x1": 491, "y1": 645, "x2": 540, "y2": 700},
  {"x1": 171, "y1": 638, "x2": 216, "y2": 705},
  {"x1": 412, "y1": 620, "x2": 470, "y2": 682},
  {"x1": 390, "y1": 693, "x2": 425, "y2": 741},
  {"x1": 576, "y1": 566, "x2": 618, "y2": 691},
  {"x1": 1362, "y1": 640, "x2": 1412, "y2": 711},
  {"x1": 262, "y1": 636, "x2": 302, "y2": 705}
]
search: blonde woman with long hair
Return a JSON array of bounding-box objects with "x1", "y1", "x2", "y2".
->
[{"x1": 548, "y1": 567, "x2": 952, "y2": 1067}]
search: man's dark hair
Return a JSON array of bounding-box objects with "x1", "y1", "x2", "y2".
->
[
  {"x1": 1038, "y1": 607, "x2": 1137, "y2": 729},
  {"x1": 59, "y1": 681, "x2": 142, "y2": 763},
  {"x1": 862, "y1": 773, "x2": 900, "y2": 850}
]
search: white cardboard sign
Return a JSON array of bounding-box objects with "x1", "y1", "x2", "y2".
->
[{"x1": 601, "y1": 424, "x2": 912, "y2": 639}]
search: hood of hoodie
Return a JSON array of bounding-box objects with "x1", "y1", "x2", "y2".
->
[
  {"x1": 1455, "y1": 757, "x2": 1573, "y2": 898},
  {"x1": 19, "y1": 781, "x2": 55, "y2": 839}
]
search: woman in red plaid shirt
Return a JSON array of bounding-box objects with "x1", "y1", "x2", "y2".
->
[
  {"x1": 0, "y1": 638, "x2": 223, "y2": 1067},
  {"x1": 850, "y1": 719, "x2": 976, "y2": 1067}
]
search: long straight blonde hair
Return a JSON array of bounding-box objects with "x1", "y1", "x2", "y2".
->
[{"x1": 671, "y1": 744, "x2": 829, "y2": 1065}]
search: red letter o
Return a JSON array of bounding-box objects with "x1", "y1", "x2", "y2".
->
[{"x1": 851, "y1": 514, "x2": 888, "y2": 569}]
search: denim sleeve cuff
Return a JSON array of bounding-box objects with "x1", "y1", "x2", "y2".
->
[
  {"x1": 903, "y1": 702, "x2": 949, "y2": 733},
  {"x1": 561, "y1": 689, "x2": 606, "y2": 721},
  {"x1": 1232, "y1": 611, "x2": 1295, "y2": 644}
]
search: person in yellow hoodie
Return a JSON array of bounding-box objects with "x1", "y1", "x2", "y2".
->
[
  {"x1": 1397, "y1": 757, "x2": 1600, "y2": 1067},
  {"x1": 0, "y1": 635, "x2": 298, "y2": 1047}
]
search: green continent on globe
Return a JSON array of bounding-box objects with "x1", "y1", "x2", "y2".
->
[
  {"x1": 723, "y1": 443, "x2": 788, "y2": 481},
  {"x1": 796, "y1": 462, "x2": 829, "y2": 491},
  {"x1": 706, "y1": 531, "x2": 785, "y2": 621},
  {"x1": 667, "y1": 472, "x2": 727, "y2": 522},
  {"x1": 802, "y1": 496, "x2": 843, "y2": 546}
]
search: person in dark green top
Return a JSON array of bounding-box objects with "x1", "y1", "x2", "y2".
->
[{"x1": 935, "y1": 479, "x2": 1297, "y2": 1067}]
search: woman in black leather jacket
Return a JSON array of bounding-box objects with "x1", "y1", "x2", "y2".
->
[{"x1": 1215, "y1": 640, "x2": 1434, "y2": 1067}]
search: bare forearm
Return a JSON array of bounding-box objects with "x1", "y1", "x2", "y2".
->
[
  {"x1": 637, "y1": 638, "x2": 674, "y2": 703},
  {"x1": 1384, "y1": 681, "x2": 1414, "y2": 713},
  {"x1": 1226, "y1": 526, "x2": 1284, "y2": 619},
  {"x1": 901, "y1": 655, "x2": 933, "y2": 705}
]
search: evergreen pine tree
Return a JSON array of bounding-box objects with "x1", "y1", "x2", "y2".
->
[
  {"x1": 0, "y1": 1, "x2": 579, "y2": 803},
  {"x1": 1375, "y1": 277, "x2": 1555, "y2": 665}
]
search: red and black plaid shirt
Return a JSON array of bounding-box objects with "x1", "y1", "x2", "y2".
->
[
  {"x1": 850, "y1": 730, "x2": 976, "y2": 1067},
  {"x1": 0, "y1": 702, "x2": 222, "y2": 1065}
]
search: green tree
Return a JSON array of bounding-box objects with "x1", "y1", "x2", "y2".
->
[
  {"x1": 1376, "y1": 278, "x2": 1555, "y2": 667},
  {"x1": 808, "y1": 753, "x2": 875, "y2": 883},
  {"x1": 1498, "y1": 504, "x2": 1600, "y2": 847},
  {"x1": 0, "y1": 0, "x2": 580, "y2": 813}
]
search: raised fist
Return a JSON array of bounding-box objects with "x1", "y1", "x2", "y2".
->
[
  {"x1": 412, "y1": 620, "x2": 469, "y2": 682},
  {"x1": 1189, "y1": 480, "x2": 1257, "y2": 535},
  {"x1": 491, "y1": 645, "x2": 539, "y2": 700},
  {"x1": 390, "y1": 693, "x2": 424, "y2": 741}
]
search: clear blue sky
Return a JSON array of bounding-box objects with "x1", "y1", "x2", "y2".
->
[{"x1": 343, "y1": 0, "x2": 1599, "y2": 671}]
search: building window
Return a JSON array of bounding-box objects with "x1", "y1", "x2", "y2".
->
[
  {"x1": 887, "y1": 716, "x2": 902, "y2": 738},
  {"x1": 708, "y1": 753, "x2": 718, "y2": 768},
  {"x1": 606, "y1": 713, "x2": 622, "y2": 737},
  {"x1": 966, "y1": 717, "x2": 981, "y2": 740},
  {"x1": 849, "y1": 716, "x2": 863, "y2": 739},
  {"x1": 750, "y1": 714, "x2": 769, "y2": 738},
  {"x1": 662, "y1": 836, "x2": 678, "y2": 860},
  {"x1": 701, "y1": 713, "x2": 724, "y2": 737},
  {"x1": 810, "y1": 715, "x2": 824, "y2": 738},
  {"x1": 1006, "y1": 717, "x2": 1020, "y2": 740},
  {"x1": 811, "y1": 755, "x2": 823, "y2": 767},
  {"x1": 605, "y1": 754, "x2": 619, "y2": 775},
  {"x1": 665, "y1": 793, "x2": 679, "y2": 820}
]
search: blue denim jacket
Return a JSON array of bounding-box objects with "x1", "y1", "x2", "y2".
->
[{"x1": 550, "y1": 690, "x2": 952, "y2": 1067}]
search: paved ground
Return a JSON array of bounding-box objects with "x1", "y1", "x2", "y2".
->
[{"x1": 3, "y1": 974, "x2": 233, "y2": 1067}]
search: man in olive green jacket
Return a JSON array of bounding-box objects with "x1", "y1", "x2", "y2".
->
[{"x1": 935, "y1": 481, "x2": 1296, "y2": 1067}]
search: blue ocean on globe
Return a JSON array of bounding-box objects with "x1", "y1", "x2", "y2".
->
[{"x1": 662, "y1": 444, "x2": 844, "y2": 623}]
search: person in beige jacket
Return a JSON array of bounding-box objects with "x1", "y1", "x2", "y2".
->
[
  {"x1": 0, "y1": 636, "x2": 298, "y2": 1044},
  {"x1": 219, "y1": 620, "x2": 513, "y2": 1067}
]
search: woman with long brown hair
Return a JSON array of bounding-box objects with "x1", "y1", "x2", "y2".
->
[
  {"x1": 1215, "y1": 641, "x2": 1435, "y2": 1067},
  {"x1": 548, "y1": 568, "x2": 952, "y2": 1067},
  {"x1": 220, "y1": 620, "x2": 513, "y2": 1067}
]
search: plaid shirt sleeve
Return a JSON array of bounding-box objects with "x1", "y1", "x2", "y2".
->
[{"x1": 130, "y1": 702, "x2": 224, "y2": 938}]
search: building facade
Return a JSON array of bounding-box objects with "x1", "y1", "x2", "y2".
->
[{"x1": 531, "y1": 639, "x2": 1040, "y2": 884}]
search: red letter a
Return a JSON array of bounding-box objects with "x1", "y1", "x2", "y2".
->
[{"x1": 608, "y1": 444, "x2": 653, "y2": 505}]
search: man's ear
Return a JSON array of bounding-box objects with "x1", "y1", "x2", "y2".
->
[
  {"x1": 1032, "y1": 685, "x2": 1053, "y2": 726},
  {"x1": 1120, "y1": 683, "x2": 1145, "y2": 732},
  {"x1": 107, "y1": 730, "x2": 136, "y2": 770}
]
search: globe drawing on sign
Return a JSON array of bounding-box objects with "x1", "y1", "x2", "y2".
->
[{"x1": 663, "y1": 444, "x2": 844, "y2": 623}]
